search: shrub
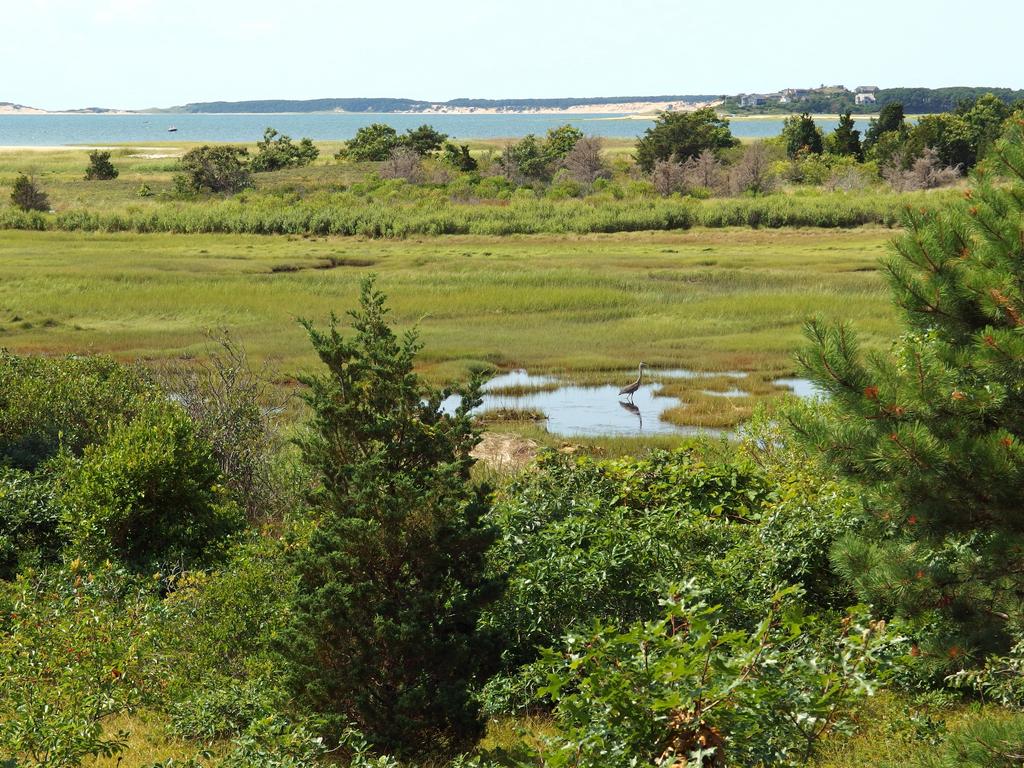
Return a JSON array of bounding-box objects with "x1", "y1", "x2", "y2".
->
[
  {"x1": 0, "y1": 563, "x2": 162, "y2": 767},
  {"x1": 0, "y1": 352, "x2": 154, "y2": 470},
  {"x1": 536, "y1": 583, "x2": 894, "y2": 768},
  {"x1": 443, "y1": 142, "x2": 478, "y2": 171},
  {"x1": 0, "y1": 468, "x2": 60, "y2": 579},
  {"x1": 282, "y1": 277, "x2": 500, "y2": 758},
  {"x1": 174, "y1": 145, "x2": 252, "y2": 195},
  {"x1": 84, "y1": 150, "x2": 118, "y2": 180},
  {"x1": 337, "y1": 123, "x2": 401, "y2": 162},
  {"x1": 250, "y1": 127, "x2": 319, "y2": 172},
  {"x1": 481, "y1": 448, "x2": 859, "y2": 713},
  {"x1": 156, "y1": 335, "x2": 285, "y2": 521},
  {"x1": 9, "y1": 174, "x2": 49, "y2": 212},
  {"x1": 379, "y1": 147, "x2": 424, "y2": 183},
  {"x1": 56, "y1": 401, "x2": 242, "y2": 573}
]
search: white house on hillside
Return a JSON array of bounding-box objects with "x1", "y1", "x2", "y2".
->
[{"x1": 854, "y1": 86, "x2": 879, "y2": 105}]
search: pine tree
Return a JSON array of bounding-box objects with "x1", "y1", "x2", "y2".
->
[
  {"x1": 791, "y1": 118, "x2": 1024, "y2": 668},
  {"x1": 782, "y1": 112, "x2": 825, "y2": 158},
  {"x1": 282, "y1": 277, "x2": 499, "y2": 758},
  {"x1": 830, "y1": 111, "x2": 864, "y2": 160}
]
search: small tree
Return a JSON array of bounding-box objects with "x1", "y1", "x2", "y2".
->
[
  {"x1": 782, "y1": 112, "x2": 824, "y2": 158},
  {"x1": 442, "y1": 142, "x2": 478, "y2": 172},
  {"x1": 380, "y1": 146, "x2": 423, "y2": 183},
  {"x1": 337, "y1": 123, "x2": 401, "y2": 162},
  {"x1": 283, "y1": 277, "x2": 500, "y2": 759},
  {"x1": 635, "y1": 108, "x2": 738, "y2": 173},
  {"x1": 560, "y1": 135, "x2": 610, "y2": 185},
  {"x1": 791, "y1": 120, "x2": 1024, "y2": 665},
  {"x1": 864, "y1": 101, "x2": 907, "y2": 153},
  {"x1": 828, "y1": 111, "x2": 863, "y2": 160},
  {"x1": 651, "y1": 158, "x2": 687, "y2": 196},
  {"x1": 10, "y1": 174, "x2": 49, "y2": 212},
  {"x1": 401, "y1": 124, "x2": 448, "y2": 157},
  {"x1": 174, "y1": 145, "x2": 251, "y2": 195},
  {"x1": 84, "y1": 150, "x2": 119, "y2": 180},
  {"x1": 683, "y1": 148, "x2": 725, "y2": 193},
  {"x1": 250, "y1": 127, "x2": 319, "y2": 172},
  {"x1": 729, "y1": 142, "x2": 776, "y2": 195}
]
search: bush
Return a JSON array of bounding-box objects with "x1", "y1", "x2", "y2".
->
[
  {"x1": 282, "y1": 278, "x2": 501, "y2": 758},
  {"x1": 84, "y1": 150, "x2": 119, "y2": 180},
  {"x1": 56, "y1": 401, "x2": 242, "y2": 573},
  {"x1": 481, "y1": 447, "x2": 859, "y2": 713},
  {"x1": 0, "y1": 352, "x2": 154, "y2": 470},
  {"x1": 536, "y1": 583, "x2": 894, "y2": 768},
  {"x1": 635, "y1": 108, "x2": 739, "y2": 172},
  {"x1": 250, "y1": 127, "x2": 319, "y2": 172},
  {"x1": 9, "y1": 174, "x2": 49, "y2": 212},
  {"x1": 0, "y1": 563, "x2": 162, "y2": 767},
  {"x1": 174, "y1": 145, "x2": 252, "y2": 195},
  {"x1": 0, "y1": 468, "x2": 60, "y2": 579}
]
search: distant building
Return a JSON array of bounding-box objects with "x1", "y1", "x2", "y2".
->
[
  {"x1": 779, "y1": 88, "x2": 811, "y2": 104},
  {"x1": 739, "y1": 93, "x2": 775, "y2": 108},
  {"x1": 855, "y1": 92, "x2": 877, "y2": 105},
  {"x1": 855, "y1": 85, "x2": 880, "y2": 94}
]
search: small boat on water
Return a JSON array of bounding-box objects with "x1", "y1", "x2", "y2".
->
[{"x1": 167, "y1": 126, "x2": 178, "y2": 132}]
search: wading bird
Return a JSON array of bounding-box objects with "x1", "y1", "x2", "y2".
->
[{"x1": 618, "y1": 362, "x2": 647, "y2": 403}]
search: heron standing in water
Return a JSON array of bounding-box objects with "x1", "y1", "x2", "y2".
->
[{"x1": 618, "y1": 362, "x2": 647, "y2": 403}]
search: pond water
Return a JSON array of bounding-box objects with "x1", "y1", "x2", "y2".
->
[
  {"x1": 773, "y1": 377, "x2": 825, "y2": 399},
  {"x1": 440, "y1": 369, "x2": 823, "y2": 438},
  {"x1": 443, "y1": 369, "x2": 730, "y2": 438}
]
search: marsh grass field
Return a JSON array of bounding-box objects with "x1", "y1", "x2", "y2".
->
[{"x1": 0, "y1": 225, "x2": 896, "y2": 430}]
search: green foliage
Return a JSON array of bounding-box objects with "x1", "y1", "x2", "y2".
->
[
  {"x1": 829, "y1": 111, "x2": 864, "y2": 160},
  {"x1": 282, "y1": 277, "x2": 500, "y2": 758},
  {"x1": 481, "y1": 446, "x2": 859, "y2": 713},
  {"x1": 864, "y1": 102, "x2": 908, "y2": 156},
  {"x1": 791, "y1": 119, "x2": 1024, "y2": 665},
  {"x1": 499, "y1": 125, "x2": 583, "y2": 182},
  {"x1": 56, "y1": 401, "x2": 242, "y2": 573},
  {"x1": 9, "y1": 174, "x2": 49, "y2": 212},
  {"x1": 536, "y1": 583, "x2": 893, "y2": 768},
  {"x1": 0, "y1": 468, "x2": 60, "y2": 580},
  {"x1": 635, "y1": 108, "x2": 738, "y2": 172},
  {"x1": 783, "y1": 112, "x2": 825, "y2": 157},
  {"x1": 339, "y1": 123, "x2": 449, "y2": 162},
  {"x1": 250, "y1": 127, "x2": 319, "y2": 172},
  {"x1": 894, "y1": 714, "x2": 1024, "y2": 768},
  {"x1": 443, "y1": 142, "x2": 478, "y2": 171},
  {"x1": 0, "y1": 352, "x2": 154, "y2": 470},
  {"x1": 83, "y1": 150, "x2": 118, "y2": 181},
  {"x1": 0, "y1": 563, "x2": 162, "y2": 767},
  {"x1": 402, "y1": 124, "x2": 449, "y2": 156},
  {"x1": 217, "y1": 716, "x2": 328, "y2": 768},
  {"x1": 174, "y1": 145, "x2": 252, "y2": 195}
]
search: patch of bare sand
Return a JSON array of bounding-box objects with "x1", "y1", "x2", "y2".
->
[{"x1": 471, "y1": 432, "x2": 539, "y2": 471}]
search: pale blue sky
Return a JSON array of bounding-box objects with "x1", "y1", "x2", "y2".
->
[{"x1": 5, "y1": 0, "x2": 1022, "y2": 110}]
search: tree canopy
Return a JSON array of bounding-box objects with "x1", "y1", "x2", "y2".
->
[{"x1": 634, "y1": 108, "x2": 738, "y2": 172}]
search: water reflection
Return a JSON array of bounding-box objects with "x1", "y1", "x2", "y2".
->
[
  {"x1": 773, "y1": 378, "x2": 825, "y2": 399},
  {"x1": 443, "y1": 369, "x2": 727, "y2": 438}
]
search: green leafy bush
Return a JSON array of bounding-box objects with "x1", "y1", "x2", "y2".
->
[
  {"x1": 0, "y1": 351, "x2": 154, "y2": 470},
  {"x1": 251, "y1": 127, "x2": 319, "y2": 172},
  {"x1": 56, "y1": 402, "x2": 242, "y2": 573},
  {"x1": 0, "y1": 468, "x2": 60, "y2": 579},
  {"x1": 536, "y1": 583, "x2": 894, "y2": 768},
  {"x1": 481, "y1": 447, "x2": 859, "y2": 713},
  {"x1": 0, "y1": 563, "x2": 163, "y2": 767},
  {"x1": 174, "y1": 145, "x2": 252, "y2": 195}
]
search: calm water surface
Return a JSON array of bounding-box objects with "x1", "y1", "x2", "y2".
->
[{"x1": 0, "y1": 113, "x2": 854, "y2": 146}]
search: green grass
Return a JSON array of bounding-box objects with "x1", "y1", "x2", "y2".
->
[{"x1": 0, "y1": 226, "x2": 896, "y2": 430}]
